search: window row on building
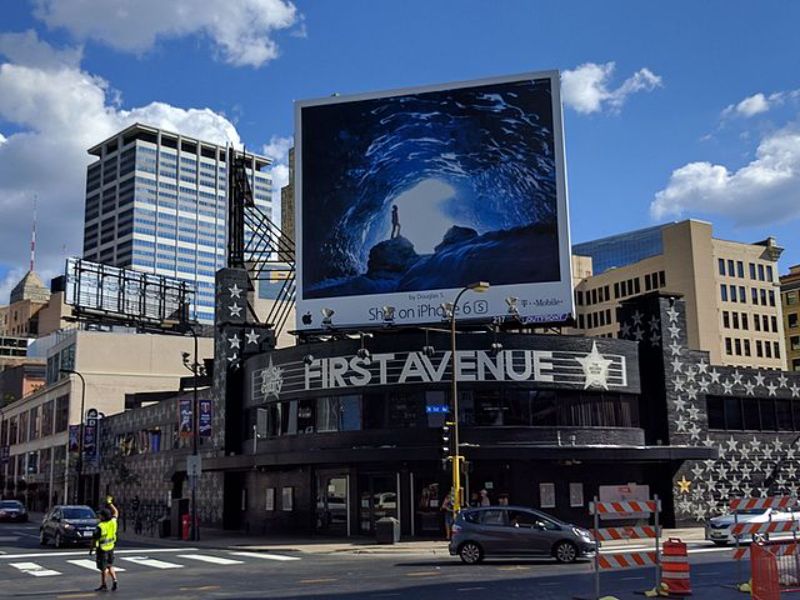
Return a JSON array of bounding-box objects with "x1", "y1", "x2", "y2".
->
[
  {"x1": 3, "y1": 446, "x2": 67, "y2": 480},
  {"x1": 720, "y1": 284, "x2": 777, "y2": 306},
  {"x1": 577, "y1": 308, "x2": 613, "y2": 331},
  {"x1": 724, "y1": 337, "x2": 781, "y2": 359},
  {"x1": 718, "y1": 258, "x2": 775, "y2": 283},
  {"x1": 723, "y1": 311, "x2": 779, "y2": 333},
  {"x1": 0, "y1": 395, "x2": 69, "y2": 446},
  {"x1": 707, "y1": 394, "x2": 800, "y2": 432},
  {"x1": 252, "y1": 389, "x2": 640, "y2": 438}
]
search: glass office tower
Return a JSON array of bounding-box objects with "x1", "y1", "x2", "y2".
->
[{"x1": 83, "y1": 124, "x2": 272, "y2": 323}]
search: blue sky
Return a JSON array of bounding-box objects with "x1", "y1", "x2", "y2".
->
[{"x1": 1, "y1": 0, "x2": 800, "y2": 298}]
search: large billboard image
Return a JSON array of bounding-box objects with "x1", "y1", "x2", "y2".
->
[{"x1": 295, "y1": 71, "x2": 573, "y2": 330}]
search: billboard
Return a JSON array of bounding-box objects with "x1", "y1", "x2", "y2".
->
[{"x1": 295, "y1": 71, "x2": 573, "y2": 331}]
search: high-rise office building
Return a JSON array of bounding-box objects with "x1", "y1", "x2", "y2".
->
[
  {"x1": 82, "y1": 123, "x2": 272, "y2": 323},
  {"x1": 571, "y1": 219, "x2": 787, "y2": 369}
]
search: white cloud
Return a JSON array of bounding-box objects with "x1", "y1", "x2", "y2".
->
[
  {"x1": 34, "y1": 0, "x2": 298, "y2": 68},
  {"x1": 721, "y1": 90, "x2": 800, "y2": 119},
  {"x1": 650, "y1": 124, "x2": 800, "y2": 226},
  {"x1": 0, "y1": 34, "x2": 243, "y2": 285},
  {"x1": 262, "y1": 135, "x2": 292, "y2": 163},
  {"x1": 0, "y1": 29, "x2": 82, "y2": 68},
  {"x1": 561, "y1": 62, "x2": 662, "y2": 114},
  {"x1": 261, "y1": 135, "x2": 292, "y2": 225}
]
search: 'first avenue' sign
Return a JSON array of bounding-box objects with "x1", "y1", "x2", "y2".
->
[{"x1": 251, "y1": 342, "x2": 629, "y2": 403}]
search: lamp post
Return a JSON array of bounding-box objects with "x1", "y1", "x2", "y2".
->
[
  {"x1": 181, "y1": 325, "x2": 201, "y2": 542},
  {"x1": 59, "y1": 369, "x2": 85, "y2": 504},
  {"x1": 444, "y1": 281, "x2": 490, "y2": 514}
]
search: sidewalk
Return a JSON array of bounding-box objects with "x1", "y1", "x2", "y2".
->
[{"x1": 113, "y1": 523, "x2": 709, "y2": 556}]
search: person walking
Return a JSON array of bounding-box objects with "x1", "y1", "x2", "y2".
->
[
  {"x1": 441, "y1": 492, "x2": 454, "y2": 540},
  {"x1": 479, "y1": 489, "x2": 491, "y2": 506},
  {"x1": 90, "y1": 506, "x2": 119, "y2": 592}
]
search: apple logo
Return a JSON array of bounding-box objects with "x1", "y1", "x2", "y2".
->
[{"x1": 302, "y1": 312, "x2": 313, "y2": 325}]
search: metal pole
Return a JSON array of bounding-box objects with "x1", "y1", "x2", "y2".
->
[
  {"x1": 593, "y1": 495, "x2": 600, "y2": 600},
  {"x1": 734, "y1": 507, "x2": 741, "y2": 585},
  {"x1": 191, "y1": 326, "x2": 199, "y2": 542},
  {"x1": 449, "y1": 286, "x2": 469, "y2": 514},
  {"x1": 64, "y1": 371, "x2": 87, "y2": 505},
  {"x1": 654, "y1": 494, "x2": 661, "y2": 591}
]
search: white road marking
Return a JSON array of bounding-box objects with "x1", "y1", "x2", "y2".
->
[
  {"x1": 119, "y1": 556, "x2": 184, "y2": 569},
  {"x1": 0, "y1": 547, "x2": 198, "y2": 560},
  {"x1": 229, "y1": 551, "x2": 301, "y2": 562},
  {"x1": 67, "y1": 559, "x2": 126, "y2": 572},
  {"x1": 0, "y1": 536, "x2": 20, "y2": 542},
  {"x1": 9, "y1": 561, "x2": 61, "y2": 576},
  {"x1": 178, "y1": 554, "x2": 243, "y2": 565}
]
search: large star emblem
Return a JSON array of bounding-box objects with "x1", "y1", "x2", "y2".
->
[
  {"x1": 245, "y1": 329, "x2": 260, "y2": 345},
  {"x1": 260, "y1": 356, "x2": 284, "y2": 400},
  {"x1": 228, "y1": 284, "x2": 243, "y2": 299},
  {"x1": 575, "y1": 342, "x2": 613, "y2": 390},
  {"x1": 677, "y1": 476, "x2": 692, "y2": 494},
  {"x1": 228, "y1": 303, "x2": 243, "y2": 318}
]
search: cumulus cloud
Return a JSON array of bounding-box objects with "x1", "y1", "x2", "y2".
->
[
  {"x1": 262, "y1": 134, "x2": 292, "y2": 163},
  {"x1": 0, "y1": 31, "x2": 243, "y2": 287},
  {"x1": 561, "y1": 62, "x2": 662, "y2": 114},
  {"x1": 721, "y1": 90, "x2": 800, "y2": 119},
  {"x1": 0, "y1": 29, "x2": 82, "y2": 68},
  {"x1": 33, "y1": 0, "x2": 299, "y2": 68},
  {"x1": 650, "y1": 124, "x2": 800, "y2": 226}
]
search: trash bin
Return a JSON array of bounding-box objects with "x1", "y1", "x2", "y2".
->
[
  {"x1": 375, "y1": 517, "x2": 400, "y2": 544},
  {"x1": 158, "y1": 517, "x2": 171, "y2": 538}
]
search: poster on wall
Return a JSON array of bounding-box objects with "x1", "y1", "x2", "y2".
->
[
  {"x1": 266, "y1": 488, "x2": 275, "y2": 511},
  {"x1": 295, "y1": 71, "x2": 573, "y2": 331},
  {"x1": 179, "y1": 398, "x2": 192, "y2": 437},
  {"x1": 68, "y1": 425, "x2": 80, "y2": 452},
  {"x1": 198, "y1": 400, "x2": 213, "y2": 438}
]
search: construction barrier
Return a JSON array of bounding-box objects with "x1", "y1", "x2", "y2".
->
[
  {"x1": 729, "y1": 497, "x2": 793, "y2": 511},
  {"x1": 732, "y1": 520, "x2": 798, "y2": 536},
  {"x1": 751, "y1": 542, "x2": 780, "y2": 600},
  {"x1": 660, "y1": 538, "x2": 692, "y2": 596},
  {"x1": 589, "y1": 495, "x2": 661, "y2": 599},
  {"x1": 734, "y1": 542, "x2": 799, "y2": 561}
]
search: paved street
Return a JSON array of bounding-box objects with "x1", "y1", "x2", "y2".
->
[{"x1": 0, "y1": 520, "x2": 769, "y2": 599}]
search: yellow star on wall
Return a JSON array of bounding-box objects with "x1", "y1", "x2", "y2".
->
[{"x1": 677, "y1": 476, "x2": 692, "y2": 494}]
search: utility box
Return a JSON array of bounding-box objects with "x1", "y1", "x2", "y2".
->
[{"x1": 375, "y1": 517, "x2": 400, "y2": 544}]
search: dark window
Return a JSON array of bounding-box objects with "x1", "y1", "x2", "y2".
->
[
  {"x1": 767, "y1": 265, "x2": 774, "y2": 281},
  {"x1": 769, "y1": 290, "x2": 776, "y2": 307},
  {"x1": 725, "y1": 338, "x2": 733, "y2": 354},
  {"x1": 755, "y1": 315, "x2": 761, "y2": 331},
  {"x1": 752, "y1": 288, "x2": 759, "y2": 304},
  {"x1": 613, "y1": 282, "x2": 620, "y2": 299},
  {"x1": 742, "y1": 314, "x2": 749, "y2": 330},
  {"x1": 774, "y1": 342, "x2": 781, "y2": 359},
  {"x1": 790, "y1": 313, "x2": 799, "y2": 329},
  {"x1": 633, "y1": 278, "x2": 641, "y2": 294},
  {"x1": 723, "y1": 311, "x2": 730, "y2": 328},
  {"x1": 761, "y1": 289, "x2": 767, "y2": 306},
  {"x1": 758, "y1": 264, "x2": 765, "y2": 281},
  {"x1": 604, "y1": 286, "x2": 610, "y2": 302},
  {"x1": 576, "y1": 291, "x2": 583, "y2": 306},
  {"x1": 743, "y1": 397, "x2": 760, "y2": 430},
  {"x1": 718, "y1": 258, "x2": 725, "y2": 276},
  {"x1": 763, "y1": 315, "x2": 770, "y2": 331},
  {"x1": 772, "y1": 316, "x2": 778, "y2": 333},
  {"x1": 744, "y1": 340, "x2": 751, "y2": 356},
  {"x1": 766, "y1": 342, "x2": 772, "y2": 358},
  {"x1": 659, "y1": 271, "x2": 666, "y2": 287},
  {"x1": 732, "y1": 313, "x2": 739, "y2": 329},
  {"x1": 737, "y1": 261, "x2": 744, "y2": 278},
  {"x1": 730, "y1": 285, "x2": 738, "y2": 302},
  {"x1": 728, "y1": 259, "x2": 735, "y2": 276},
  {"x1": 750, "y1": 263, "x2": 757, "y2": 279},
  {"x1": 721, "y1": 285, "x2": 728, "y2": 302},
  {"x1": 734, "y1": 339, "x2": 742, "y2": 356},
  {"x1": 740, "y1": 286, "x2": 746, "y2": 303},
  {"x1": 725, "y1": 397, "x2": 743, "y2": 429},
  {"x1": 578, "y1": 314, "x2": 585, "y2": 329},
  {"x1": 707, "y1": 396, "x2": 725, "y2": 429}
]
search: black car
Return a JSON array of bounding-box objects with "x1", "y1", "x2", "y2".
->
[
  {"x1": 0, "y1": 500, "x2": 28, "y2": 523},
  {"x1": 449, "y1": 506, "x2": 596, "y2": 564},
  {"x1": 39, "y1": 505, "x2": 98, "y2": 548}
]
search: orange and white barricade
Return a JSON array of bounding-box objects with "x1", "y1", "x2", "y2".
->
[
  {"x1": 660, "y1": 538, "x2": 692, "y2": 596},
  {"x1": 589, "y1": 495, "x2": 662, "y2": 599}
]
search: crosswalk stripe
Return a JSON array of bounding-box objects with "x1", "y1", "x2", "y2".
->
[
  {"x1": 229, "y1": 551, "x2": 301, "y2": 562},
  {"x1": 9, "y1": 562, "x2": 61, "y2": 576},
  {"x1": 178, "y1": 554, "x2": 244, "y2": 565},
  {"x1": 119, "y1": 556, "x2": 183, "y2": 569},
  {"x1": 66, "y1": 559, "x2": 126, "y2": 572}
]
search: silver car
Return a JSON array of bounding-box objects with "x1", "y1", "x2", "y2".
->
[{"x1": 449, "y1": 506, "x2": 595, "y2": 564}]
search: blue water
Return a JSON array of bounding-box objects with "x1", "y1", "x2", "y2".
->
[{"x1": 301, "y1": 78, "x2": 560, "y2": 298}]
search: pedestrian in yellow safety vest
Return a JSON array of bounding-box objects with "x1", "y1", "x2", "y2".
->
[{"x1": 91, "y1": 506, "x2": 119, "y2": 592}]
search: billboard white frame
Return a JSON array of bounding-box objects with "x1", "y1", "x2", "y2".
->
[{"x1": 294, "y1": 70, "x2": 573, "y2": 331}]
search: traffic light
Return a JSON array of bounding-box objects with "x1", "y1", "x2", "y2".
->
[{"x1": 441, "y1": 422, "x2": 452, "y2": 458}]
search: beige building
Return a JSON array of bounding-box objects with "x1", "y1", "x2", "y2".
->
[
  {"x1": 572, "y1": 219, "x2": 786, "y2": 369},
  {"x1": 780, "y1": 264, "x2": 800, "y2": 371},
  {"x1": 0, "y1": 271, "x2": 73, "y2": 338},
  {"x1": 0, "y1": 329, "x2": 211, "y2": 508}
]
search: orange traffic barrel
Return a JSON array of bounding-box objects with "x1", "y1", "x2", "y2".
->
[{"x1": 661, "y1": 537, "x2": 691, "y2": 596}]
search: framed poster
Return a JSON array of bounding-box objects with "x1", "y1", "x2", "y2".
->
[
  {"x1": 539, "y1": 482, "x2": 556, "y2": 508},
  {"x1": 266, "y1": 488, "x2": 275, "y2": 511},
  {"x1": 569, "y1": 482, "x2": 584, "y2": 507},
  {"x1": 282, "y1": 486, "x2": 294, "y2": 512}
]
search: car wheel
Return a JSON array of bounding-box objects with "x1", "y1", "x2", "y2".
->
[
  {"x1": 39, "y1": 529, "x2": 48, "y2": 546},
  {"x1": 54, "y1": 532, "x2": 63, "y2": 549},
  {"x1": 459, "y1": 541, "x2": 484, "y2": 564},
  {"x1": 554, "y1": 540, "x2": 578, "y2": 563}
]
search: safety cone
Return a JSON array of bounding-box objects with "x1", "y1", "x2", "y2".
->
[{"x1": 660, "y1": 538, "x2": 692, "y2": 596}]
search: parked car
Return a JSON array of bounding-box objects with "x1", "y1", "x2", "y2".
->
[
  {"x1": 706, "y1": 507, "x2": 798, "y2": 545},
  {"x1": 0, "y1": 500, "x2": 28, "y2": 523},
  {"x1": 449, "y1": 506, "x2": 595, "y2": 564},
  {"x1": 39, "y1": 505, "x2": 98, "y2": 548}
]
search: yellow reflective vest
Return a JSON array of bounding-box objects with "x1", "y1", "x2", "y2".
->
[{"x1": 97, "y1": 518, "x2": 117, "y2": 551}]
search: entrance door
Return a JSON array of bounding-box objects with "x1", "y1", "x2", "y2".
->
[
  {"x1": 315, "y1": 473, "x2": 349, "y2": 536},
  {"x1": 413, "y1": 477, "x2": 444, "y2": 537},
  {"x1": 358, "y1": 474, "x2": 397, "y2": 535}
]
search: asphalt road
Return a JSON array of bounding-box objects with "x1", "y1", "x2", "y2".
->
[{"x1": 0, "y1": 520, "x2": 765, "y2": 599}]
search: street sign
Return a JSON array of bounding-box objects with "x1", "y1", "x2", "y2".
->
[{"x1": 187, "y1": 455, "x2": 202, "y2": 477}]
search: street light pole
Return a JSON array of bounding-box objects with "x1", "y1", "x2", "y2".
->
[
  {"x1": 60, "y1": 369, "x2": 86, "y2": 504},
  {"x1": 446, "y1": 281, "x2": 490, "y2": 514},
  {"x1": 182, "y1": 325, "x2": 200, "y2": 542}
]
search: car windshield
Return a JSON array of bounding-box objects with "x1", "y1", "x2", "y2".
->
[
  {"x1": 62, "y1": 508, "x2": 95, "y2": 520},
  {"x1": 0, "y1": 501, "x2": 22, "y2": 509},
  {"x1": 735, "y1": 509, "x2": 768, "y2": 516}
]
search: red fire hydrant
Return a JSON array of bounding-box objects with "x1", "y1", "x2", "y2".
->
[{"x1": 181, "y1": 514, "x2": 191, "y2": 541}]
